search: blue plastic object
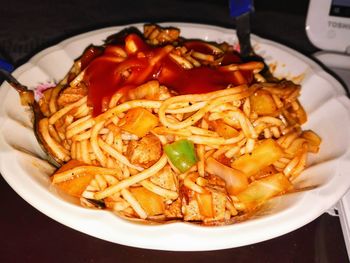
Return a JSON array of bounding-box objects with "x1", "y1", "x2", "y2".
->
[
  {"x1": 229, "y1": 0, "x2": 254, "y2": 17},
  {"x1": 0, "y1": 59, "x2": 14, "y2": 72}
]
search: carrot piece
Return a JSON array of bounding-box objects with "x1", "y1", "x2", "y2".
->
[
  {"x1": 129, "y1": 187, "x2": 165, "y2": 216},
  {"x1": 196, "y1": 192, "x2": 214, "y2": 218},
  {"x1": 211, "y1": 120, "x2": 239, "y2": 138},
  {"x1": 54, "y1": 159, "x2": 85, "y2": 174},
  {"x1": 53, "y1": 160, "x2": 94, "y2": 197},
  {"x1": 120, "y1": 107, "x2": 158, "y2": 137},
  {"x1": 57, "y1": 173, "x2": 94, "y2": 197}
]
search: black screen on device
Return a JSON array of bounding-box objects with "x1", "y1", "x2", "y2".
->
[{"x1": 330, "y1": 0, "x2": 350, "y2": 17}]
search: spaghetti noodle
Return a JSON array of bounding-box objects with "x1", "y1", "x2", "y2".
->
[{"x1": 33, "y1": 24, "x2": 321, "y2": 224}]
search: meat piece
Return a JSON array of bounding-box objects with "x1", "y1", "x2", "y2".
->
[
  {"x1": 126, "y1": 134, "x2": 162, "y2": 168},
  {"x1": 181, "y1": 190, "x2": 227, "y2": 222},
  {"x1": 211, "y1": 192, "x2": 227, "y2": 222},
  {"x1": 206, "y1": 173, "x2": 226, "y2": 190},
  {"x1": 181, "y1": 174, "x2": 228, "y2": 222},
  {"x1": 150, "y1": 166, "x2": 177, "y2": 191},
  {"x1": 164, "y1": 198, "x2": 183, "y2": 219},
  {"x1": 182, "y1": 197, "x2": 202, "y2": 221},
  {"x1": 57, "y1": 83, "x2": 88, "y2": 107}
]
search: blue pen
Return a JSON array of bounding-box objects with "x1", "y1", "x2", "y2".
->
[
  {"x1": 229, "y1": 0, "x2": 254, "y2": 18},
  {"x1": 0, "y1": 59, "x2": 14, "y2": 73}
]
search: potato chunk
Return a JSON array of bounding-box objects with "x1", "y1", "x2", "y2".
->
[
  {"x1": 231, "y1": 139, "x2": 283, "y2": 177},
  {"x1": 129, "y1": 187, "x2": 165, "y2": 216},
  {"x1": 250, "y1": 90, "x2": 277, "y2": 115}
]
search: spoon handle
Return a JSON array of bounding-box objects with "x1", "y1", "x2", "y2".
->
[
  {"x1": 235, "y1": 11, "x2": 253, "y2": 57},
  {"x1": 229, "y1": 0, "x2": 254, "y2": 57},
  {"x1": 0, "y1": 68, "x2": 29, "y2": 93},
  {"x1": 0, "y1": 60, "x2": 61, "y2": 167}
]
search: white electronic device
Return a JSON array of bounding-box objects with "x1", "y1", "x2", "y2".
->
[
  {"x1": 306, "y1": 0, "x2": 350, "y2": 259},
  {"x1": 306, "y1": 0, "x2": 350, "y2": 53}
]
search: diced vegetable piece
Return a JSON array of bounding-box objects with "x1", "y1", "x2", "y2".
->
[
  {"x1": 54, "y1": 160, "x2": 94, "y2": 197},
  {"x1": 206, "y1": 157, "x2": 248, "y2": 195},
  {"x1": 237, "y1": 173, "x2": 293, "y2": 206},
  {"x1": 164, "y1": 139, "x2": 198, "y2": 173},
  {"x1": 57, "y1": 174, "x2": 94, "y2": 197},
  {"x1": 196, "y1": 192, "x2": 214, "y2": 218},
  {"x1": 129, "y1": 186, "x2": 165, "y2": 216},
  {"x1": 120, "y1": 107, "x2": 158, "y2": 137},
  {"x1": 211, "y1": 120, "x2": 239, "y2": 138},
  {"x1": 231, "y1": 139, "x2": 284, "y2": 177},
  {"x1": 250, "y1": 90, "x2": 277, "y2": 115},
  {"x1": 252, "y1": 165, "x2": 278, "y2": 180}
]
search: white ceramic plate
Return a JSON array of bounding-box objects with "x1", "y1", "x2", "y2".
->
[{"x1": 1, "y1": 23, "x2": 350, "y2": 251}]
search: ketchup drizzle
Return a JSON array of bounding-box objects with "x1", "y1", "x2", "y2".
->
[{"x1": 84, "y1": 34, "x2": 252, "y2": 116}]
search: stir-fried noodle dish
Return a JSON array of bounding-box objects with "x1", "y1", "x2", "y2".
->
[{"x1": 29, "y1": 24, "x2": 321, "y2": 225}]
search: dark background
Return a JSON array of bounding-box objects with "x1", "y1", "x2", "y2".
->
[
  {"x1": 0, "y1": 0, "x2": 316, "y2": 66},
  {"x1": 0, "y1": 0, "x2": 348, "y2": 262}
]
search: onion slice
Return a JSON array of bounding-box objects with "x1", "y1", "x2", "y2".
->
[
  {"x1": 237, "y1": 173, "x2": 293, "y2": 207},
  {"x1": 205, "y1": 157, "x2": 248, "y2": 195}
]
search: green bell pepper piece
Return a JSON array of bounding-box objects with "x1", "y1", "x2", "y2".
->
[{"x1": 164, "y1": 139, "x2": 198, "y2": 173}]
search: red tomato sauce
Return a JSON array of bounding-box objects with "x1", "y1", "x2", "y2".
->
[{"x1": 84, "y1": 34, "x2": 252, "y2": 116}]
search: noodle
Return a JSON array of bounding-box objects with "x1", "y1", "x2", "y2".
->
[
  {"x1": 30, "y1": 24, "x2": 321, "y2": 225},
  {"x1": 94, "y1": 154, "x2": 167, "y2": 200}
]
